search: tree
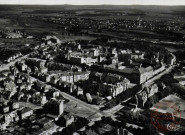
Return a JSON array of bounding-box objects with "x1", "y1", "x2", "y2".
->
[
  {"x1": 69, "y1": 123, "x2": 76, "y2": 133},
  {"x1": 78, "y1": 94, "x2": 86, "y2": 102},
  {"x1": 75, "y1": 117, "x2": 88, "y2": 129},
  {"x1": 116, "y1": 96, "x2": 121, "y2": 104},
  {"x1": 144, "y1": 99, "x2": 153, "y2": 109},
  {"x1": 92, "y1": 98, "x2": 98, "y2": 105},
  {"x1": 121, "y1": 119, "x2": 126, "y2": 128},
  {"x1": 101, "y1": 117, "x2": 113, "y2": 124},
  {"x1": 120, "y1": 93, "x2": 126, "y2": 100},
  {"x1": 160, "y1": 74, "x2": 177, "y2": 86}
]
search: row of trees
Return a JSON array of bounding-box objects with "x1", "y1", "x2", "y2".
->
[
  {"x1": 174, "y1": 50, "x2": 185, "y2": 61},
  {"x1": 0, "y1": 48, "x2": 20, "y2": 61},
  {"x1": 144, "y1": 86, "x2": 172, "y2": 109}
]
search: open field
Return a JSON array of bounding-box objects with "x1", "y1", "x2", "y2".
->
[{"x1": 151, "y1": 94, "x2": 185, "y2": 119}]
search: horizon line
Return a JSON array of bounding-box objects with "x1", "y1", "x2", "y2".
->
[{"x1": 0, "y1": 4, "x2": 185, "y2": 6}]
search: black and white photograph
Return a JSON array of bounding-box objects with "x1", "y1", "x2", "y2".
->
[{"x1": 0, "y1": 0, "x2": 185, "y2": 135}]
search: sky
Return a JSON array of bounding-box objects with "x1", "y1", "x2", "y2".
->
[{"x1": 0, "y1": 0, "x2": 185, "y2": 5}]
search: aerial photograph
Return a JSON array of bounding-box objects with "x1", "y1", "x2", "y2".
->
[{"x1": 0, "y1": 0, "x2": 185, "y2": 134}]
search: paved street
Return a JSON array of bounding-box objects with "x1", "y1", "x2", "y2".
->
[
  {"x1": 59, "y1": 90, "x2": 109, "y2": 116},
  {"x1": 142, "y1": 65, "x2": 173, "y2": 88},
  {"x1": 26, "y1": 74, "x2": 110, "y2": 120}
]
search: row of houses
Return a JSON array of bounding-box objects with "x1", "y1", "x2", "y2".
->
[
  {"x1": 49, "y1": 71, "x2": 90, "y2": 84},
  {"x1": 4, "y1": 52, "x2": 22, "y2": 63},
  {"x1": 0, "y1": 99, "x2": 34, "y2": 131}
]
